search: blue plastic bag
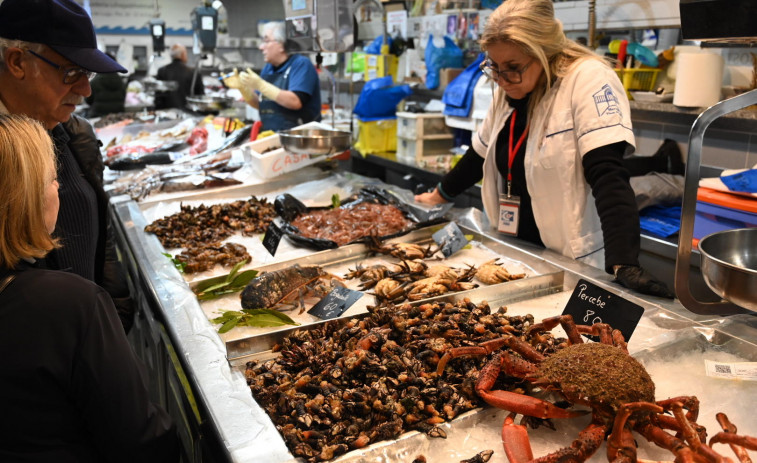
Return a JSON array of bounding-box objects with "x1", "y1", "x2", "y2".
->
[
  {"x1": 352, "y1": 76, "x2": 413, "y2": 121},
  {"x1": 364, "y1": 35, "x2": 393, "y2": 54},
  {"x1": 443, "y1": 52, "x2": 485, "y2": 117},
  {"x1": 424, "y1": 34, "x2": 463, "y2": 90}
]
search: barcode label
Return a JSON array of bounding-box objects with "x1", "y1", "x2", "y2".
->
[{"x1": 705, "y1": 360, "x2": 757, "y2": 381}]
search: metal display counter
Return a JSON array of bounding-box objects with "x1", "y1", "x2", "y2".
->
[{"x1": 109, "y1": 172, "x2": 757, "y2": 463}]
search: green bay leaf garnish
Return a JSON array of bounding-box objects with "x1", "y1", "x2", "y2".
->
[
  {"x1": 213, "y1": 308, "x2": 299, "y2": 333},
  {"x1": 193, "y1": 260, "x2": 257, "y2": 300}
]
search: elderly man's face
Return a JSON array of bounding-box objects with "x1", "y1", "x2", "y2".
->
[{"x1": 21, "y1": 48, "x2": 92, "y2": 129}]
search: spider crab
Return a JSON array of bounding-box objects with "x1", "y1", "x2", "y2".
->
[{"x1": 437, "y1": 314, "x2": 757, "y2": 463}]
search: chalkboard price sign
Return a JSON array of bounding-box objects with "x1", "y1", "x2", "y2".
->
[
  {"x1": 562, "y1": 279, "x2": 644, "y2": 342},
  {"x1": 308, "y1": 286, "x2": 363, "y2": 320},
  {"x1": 262, "y1": 222, "x2": 283, "y2": 256}
]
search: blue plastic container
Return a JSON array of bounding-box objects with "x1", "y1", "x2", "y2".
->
[{"x1": 694, "y1": 201, "x2": 757, "y2": 240}]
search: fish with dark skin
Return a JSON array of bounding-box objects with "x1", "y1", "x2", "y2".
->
[{"x1": 240, "y1": 264, "x2": 335, "y2": 311}]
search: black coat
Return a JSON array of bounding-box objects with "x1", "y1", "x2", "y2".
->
[
  {"x1": 45, "y1": 115, "x2": 134, "y2": 332},
  {"x1": 0, "y1": 263, "x2": 178, "y2": 462},
  {"x1": 155, "y1": 59, "x2": 204, "y2": 109},
  {"x1": 85, "y1": 73, "x2": 126, "y2": 117}
]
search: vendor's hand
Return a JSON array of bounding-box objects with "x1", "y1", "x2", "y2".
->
[
  {"x1": 414, "y1": 187, "x2": 449, "y2": 205},
  {"x1": 240, "y1": 67, "x2": 281, "y2": 101},
  {"x1": 222, "y1": 68, "x2": 255, "y2": 102},
  {"x1": 222, "y1": 68, "x2": 243, "y2": 89},
  {"x1": 240, "y1": 68, "x2": 263, "y2": 90},
  {"x1": 614, "y1": 265, "x2": 675, "y2": 299}
]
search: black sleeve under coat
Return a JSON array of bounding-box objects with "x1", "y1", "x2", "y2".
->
[
  {"x1": 439, "y1": 145, "x2": 483, "y2": 198},
  {"x1": 582, "y1": 141, "x2": 641, "y2": 273}
]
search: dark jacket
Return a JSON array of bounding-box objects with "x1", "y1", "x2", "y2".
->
[
  {"x1": 0, "y1": 263, "x2": 179, "y2": 463},
  {"x1": 45, "y1": 115, "x2": 134, "y2": 332},
  {"x1": 156, "y1": 59, "x2": 204, "y2": 109},
  {"x1": 85, "y1": 73, "x2": 126, "y2": 118}
]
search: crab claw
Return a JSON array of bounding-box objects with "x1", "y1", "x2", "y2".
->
[
  {"x1": 502, "y1": 412, "x2": 534, "y2": 463},
  {"x1": 478, "y1": 389, "x2": 587, "y2": 420}
]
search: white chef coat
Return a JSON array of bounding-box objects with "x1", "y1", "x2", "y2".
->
[{"x1": 472, "y1": 57, "x2": 635, "y2": 269}]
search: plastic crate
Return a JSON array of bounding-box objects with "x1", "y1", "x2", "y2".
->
[
  {"x1": 354, "y1": 118, "x2": 397, "y2": 156},
  {"x1": 693, "y1": 188, "x2": 757, "y2": 244},
  {"x1": 615, "y1": 68, "x2": 661, "y2": 99},
  {"x1": 396, "y1": 112, "x2": 452, "y2": 139},
  {"x1": 396, "y1": 136, "x2": 455, "y2": 166}
]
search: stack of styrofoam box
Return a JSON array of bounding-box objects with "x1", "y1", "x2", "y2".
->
[
  {"x1": 240, "y1": 121, "x2": 332, "y2": 179},
  {"x1": 395, "y1": 112, "x2": 454, "y2": 167}
]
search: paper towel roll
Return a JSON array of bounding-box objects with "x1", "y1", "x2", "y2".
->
[{"x1": 673, "y1": 52, "x2": 724, "y2": 108}]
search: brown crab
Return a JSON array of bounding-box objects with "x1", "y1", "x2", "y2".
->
[
  {"x1": 475, "y1": 259, "x2": 526, "y2": 285},
  {"x1": 437, "y1": 314, "x2": 756, "y2": 463},
  {"x1": 367, "y1": 236, "x2": 437, "y2": 260},
  {"x1": 405, "y1": 276, "x2": 477, "y2": 301}
]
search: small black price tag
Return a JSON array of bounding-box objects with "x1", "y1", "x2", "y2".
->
[
  {"x1": 562, "y1": 279, "x2": 644, "y2": 342},
  {"x1": 432, "y1": 222, "x2": 468, "y2": 258},
  {"x1": 262, "y1": 222, "x2": 283, "y2": 256},
  {"x1": 308, "y1": 286, "x2": 363, "y2": 320}
]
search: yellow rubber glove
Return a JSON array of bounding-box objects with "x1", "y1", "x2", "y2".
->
[
  {"x1": 222, "y1": 68, "x2": 255, "y2": 102},
  {"x1": 240, "y1": 67, "x2": 281, "y2": 102}
]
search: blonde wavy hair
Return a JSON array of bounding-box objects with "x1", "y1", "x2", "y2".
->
[
  {"x1": 0, "y1": 114, "x2": 59, "y2": 269},
  {"x1": 480, "y1": 0, "x2": 609, "y2": 117}
]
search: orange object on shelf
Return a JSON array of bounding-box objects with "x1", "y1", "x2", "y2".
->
[{"x1": 693, "y1": 187, "x2": 757, "y2": 248}]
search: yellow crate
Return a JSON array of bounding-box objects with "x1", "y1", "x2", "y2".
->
[
  {"x1": 615, "y1": 68, "x2": 661, "y2": 100},
  {"x1": 354, "y1": 119, "x2": 397, "y2": 156}
]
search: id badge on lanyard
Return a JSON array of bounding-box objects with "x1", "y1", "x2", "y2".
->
[
  {"x1": 498, "y1": 109, "x2": 528, "y2": 236},
  {"x1": 498, "y1": 193, "x2": 520, "y2": 235}
]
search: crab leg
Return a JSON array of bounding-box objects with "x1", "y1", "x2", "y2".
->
[
  {"x1": 637, "y1": 422, "x2": 697, "y2": 463},
  {"x1": 502, "y1": 412, "x2": 534, "y2": 463},
  {"x1": 478, "y1": 389, "x2": 585, "y2": 420},
  {"x1": 608, "y1": 402, "x2": 663, "y2": 463},
  {"x1": 436, "y1": 335, "x2": 544, "y2": 375},
  {"x1": 528, "y1": 315, "x2": 585, "y2": 345},
  {"x1": 531, "y1": 420, "x2": 607, "y2": 463},
  {"x1": 671, "y1": 402, "x2": 734, "y2": 463},
  {"x1": 709, "y1": 414, "x2": 757, "y2": 463}
]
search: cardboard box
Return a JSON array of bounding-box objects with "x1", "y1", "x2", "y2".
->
[
  {"x1": 240, "y1": 122, "x2": 332, "y2": 179},
  {"x1": 439, "y1": 67, "x2": 464, "y2": 88}
]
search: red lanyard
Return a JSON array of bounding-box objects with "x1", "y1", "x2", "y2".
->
[{"x1": 506, "y1": 109, "x2": 530, "y2": 196}]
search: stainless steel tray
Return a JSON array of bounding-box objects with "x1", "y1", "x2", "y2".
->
[
  {"x1": 191, "y1": 224, "x2": 566, "y2": 360},
  {"x1": 233, "y1": 289, "x2": 757, "y2": 463}
]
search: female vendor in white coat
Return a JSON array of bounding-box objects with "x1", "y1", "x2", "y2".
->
[{"x1": 416, "y1": 0, "x2": 672, "y2": 298}]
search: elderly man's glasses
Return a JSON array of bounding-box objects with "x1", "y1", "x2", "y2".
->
[
  {"x1": 480, "y1": 59, "x2": 533, "y2": 84},
  {"x1": 26, "y1": 50, "x2": 94, "y2": 85}
]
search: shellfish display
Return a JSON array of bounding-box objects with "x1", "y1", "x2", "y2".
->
[{"x1": 245, "y1": 299, "x2": 561, "y2": 462}]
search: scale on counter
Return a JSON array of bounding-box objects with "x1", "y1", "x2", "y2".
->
[{"x1": 674, "y1": 0, "x2": 757, "y2": 315}]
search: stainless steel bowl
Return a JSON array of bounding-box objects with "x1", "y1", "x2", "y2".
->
[
  {"x1": 185, "y1": 96, "x2": 234, "y2": 113},
  {"x1": 698, "y1": 228, "x2": 757, "y2": 311},
  {"x1": 278, "y1": 128, "x2": 351, "y2": 156}
]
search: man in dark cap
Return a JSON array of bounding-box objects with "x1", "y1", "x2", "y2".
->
[
  {"x1": 0, "y1": 0, "x2": 135, "y2": 332},
  {"x1": 0, "y1": 4, "x2": 179, "y2": 461}
]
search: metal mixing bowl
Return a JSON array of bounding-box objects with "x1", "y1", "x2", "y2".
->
[
  {"x1": 278, "y1": 128, "x2": 351, "y2": 156},
  {"x1": 698, "y1": 228, "x2": 757, "y2": 311}
]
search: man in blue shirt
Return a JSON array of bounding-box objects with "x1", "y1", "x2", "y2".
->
[{"x1": 225, "y1": 21, "x2": 321, "y2": 131}]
